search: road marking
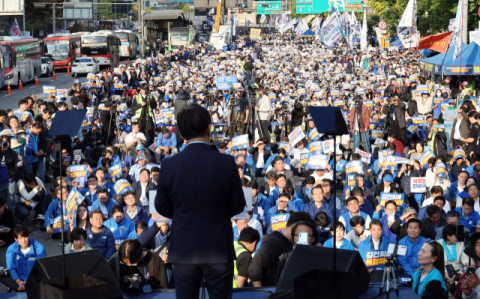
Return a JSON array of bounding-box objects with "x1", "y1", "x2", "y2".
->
[
  {"x1": 30, "y1": 86, "x2": 37, "y2": 89},
  {"x1": 3, "y1": 93, "x2": 14, "y2": 97}
]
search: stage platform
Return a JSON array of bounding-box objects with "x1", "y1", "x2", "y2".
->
[{"x1": 0, "y1": 283, "x2": 419, "y2": 299}]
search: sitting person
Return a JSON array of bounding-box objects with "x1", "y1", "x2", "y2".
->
[
  {"x1": 397, "y1": 219, "x2": 426, "y2": 277},
  {"x1": 121, "y1": 191, "x2": 149, "y2": 225},
  {"x1": 91, "y1": 188, "x2": 117, "y2": 220},
  {"x1": 265, "y1": 192, "x2": 299, "y2": 234},
  {"x1": 373, "y1": 200, "x2": 400, "y2": 244},
  {"x1": 389, "y1": 207, "x2": 417, "y2": 242},
  {"x1": 132, "y1": 168, "x2": 157, "y2": 211},
  {"x1": 437, "y1": 223, "x2": 469, "y2": 274},
  {"x1": 85, "y1": 210, "x2": 116, "y2": 259},
  {"x1": 3, "y1": 226, "x2": 46, "y2": 292},
  {"x1": 418, "y1": 196, "x2": 447, "y2": 221},
  {"x1": 359, "y1": 219, "x2": 391, "y2": 272},
  {"x1": 457, "y1": 197, "x2": 480, "y2": 234},
  {"x1": 80, "y1": 175, "x2": 100, "y2": 206},
  {"x1": 303, "y1": 186, "x2": 333, "y2": 223},
  {"x1": 345, "y1": 215, "x2": 371, "y2": 249},
  {"x1": 107, "y1": 239, "x2": 168, "y2": 292},
  {"x1": 104, "y1": 205, "x2": 138, "y2": 251},
  {"x1": 234, "y1": 227, "x2": 261, "y2": 288},
  {"x1": 421, "y1": 205, "x2": 447, "y2": 240},
  {"x1": 45, "y1": 185, "x2": 69, "y2": 239},
  {"x1": 410, "y1": 241, "x2": 447, "y2": 298},
  {"x1": 339, "y1": 196, "x2": 371, "y2": 233},
  {"x1": 323, "y1": 221, "x2": 354, "y2": 250},
  {"x1": 64, "y1": 227, "x2": 92, "y2": 254}
]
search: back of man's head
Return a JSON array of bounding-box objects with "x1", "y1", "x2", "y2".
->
[
  {"x1": 177, "y1": 104, "x2": 211, "y2": 141},
  {"x1": 238, "y1": 227, "x2": 260, "y2": 244},
  {"x1": 286, "y1": 212, "x2": 314, "y2": 227}
]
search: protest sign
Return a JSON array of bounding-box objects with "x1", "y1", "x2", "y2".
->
[
  {"x1": 108, "y1": 164, "x2": 122, "y2": 180},
  {"x1": 69, "y1": 165, "x2": 87, "y2": 189},
  {"x1": 0, "y1": 129, "x2": 15, "y2": 137},
  {"x1": 62, "y1": 156, "x2": 71, "y2": 168},
  {"x1": 411, "y1": 116, "x2": 425, "y2": 125},
  {"x1": 288, "y1": 127, "x2": 305, "y2": 146},
  {"x1": 114, "y1": 179, "x2": 132, "y2": 196},
  {"x1": 216, "y1": 76, "x2": 237, "y2": 90},
  {"x1": 345, "y1": 160, "x2": 364, "y2": 174},
  {"x1": 66, "y1": 188, "x2": 81, "y2": 227},
  {"x1": 73, "y1": 150, "x2": 82, "y2": 164},
  {"x1": 308, "y1": 141, "x2": 322, "y2": 153},
  {"x1": 390, "y1": 157, "x2": 413, "y2": 165},
  {"x1": 250, "y1": 28, "x2": 261, "y2": 40},
  {"x1": 378, "y1": 150, "x2": 392, "y2": 162},
  {"x1": 453, "y1": 148, "x2": 467, "y2": 161},
  {"x1": 433, "y1": 97, "x2": 442, "y2": 105},
  {"x1": 52, "y1": 216, "x2": 66, "y2": 233},
  {"x1": 411, "y1": 177, "x2": 427, "y2": 193},
  {"x1": 355, "y1": 148, "x2": 371, "y2": 164},
  {"x1": 366, "y1": 250, "x2": 388, "y2": 271},
  {"x1": 231, "y1": 134, "x2": 249, "y2": 150},
  {"x1": 435, "y1": 162, "x2": 448, "y2": 178},
  {"x1": 43, "y1": 86, "x2": 56, "y2": 96},
  {"x1": 87, "y1": 73, "x2": 95, "y2": 80},
  {"x1": 379, "y1": 192, "x2": 405, "y2": 206},
  {"x1": 371, "y1": 130, "x2": 383, "y2": 139},
  {"x1": 418, "y1": 149, "x2": 434, "y2": 167},
  {"x1": 347, "y1": 174, "x2": 356, "y2": 191},
  {"x1": 278, "y1": 142, "x2": 289, "y2": 152},
  {"x1": 308, "y1": 127, "x2": 321, "y2": 142},
  {"x1": 56, "y1": 88, "x2": 67, "y2": 98},
  {"x1": 307, "y1": 154, "x2": 328, "y2": 169},
  {"x1": 322, "y1": 139, "x2": 334, "y2": 154},
  {"x1": 271, "y1": 214, "x2": 290, "y2": 231},
  {"x1": 20, "y1": 197, "x2": 38, "y2": 209},
  {"x1": 407, "y1": 125, "x2": 420, "y2": 134},
  {"x1": 300, "y1": 153, "x2": 309, "y2": 166}
]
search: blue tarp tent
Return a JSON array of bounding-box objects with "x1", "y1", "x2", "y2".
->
[
  {"x1": 391, "y1": 39, "x2": 403, "y2": 47},
  {"x1": 301, "y1": 29, "x2": 315, "y2": 36},
  {"x1": 419, "y1": 43, "x2": 466, "y2": 75},
  {"x1": 443, "y1": 42, "x2": 480, "y2": 75}
]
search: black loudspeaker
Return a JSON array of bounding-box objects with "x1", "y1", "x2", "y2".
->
[
  {"x1": 294, "y1": 269, "x2": 359, "y2": 299},
  {"x1": 276, "y1": 245, "x2": 369, "y2": 295},
  {"x1": 25, "y1": 249, "x2": 122, "y2": 299}
]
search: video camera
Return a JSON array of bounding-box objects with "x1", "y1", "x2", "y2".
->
[{"x1": 123, "y1": 273, "x2": 151, "y2": 294}]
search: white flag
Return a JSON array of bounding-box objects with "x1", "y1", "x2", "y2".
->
[
  {"x1": 397, "y1": 0, "x2": 418, "y2": 48},
  {"x1": 452, "y1": 0, "x2": 464, "y2": 61},
  {"x1": 10, "y1": 18, "x2": 20, "y2": 36},
  {"x1": 360, "y1": 9, "x2": 367, "y2": 49},
  {"x1": 208, "y1": 8, "x2": 215, "y2": 15},
  {"x1": 260, "y1": 14, "x2": 267, "y2": 24}
]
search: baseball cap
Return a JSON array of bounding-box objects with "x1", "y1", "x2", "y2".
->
[{"x1": 461, "y1": 81, "x2": 468, "y2": 86}]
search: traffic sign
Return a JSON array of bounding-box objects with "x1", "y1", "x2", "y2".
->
[
  {"x1": 378, "y1": 20, "x2": 387, "y2": 30},
  {"x1": 297, "y1": 0, "x2": 363, "y2": 14},
  {"x1": 257, "y1": 1, "x2": 282, "y2": 14},
  {"x1": 239, "y1": 8, "x2": 244, "y2": 13}
]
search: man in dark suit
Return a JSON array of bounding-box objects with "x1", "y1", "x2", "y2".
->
[
  {"x1": 131, "y1": 168, "x2": 157, "y2": 207},
  {"x1": 272, "y1": 156, "x2": 295, "y2": 188},
  {"x1": 155, "y1": 104, "x2": 246, "y2": 299}
]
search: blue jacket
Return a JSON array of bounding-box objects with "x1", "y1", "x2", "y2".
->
[
  {"x1": 85, "y1": 225, "x2": 116, "y2": 259},
  {"x1": 340, "y1": 211, "x2": 370, "y2": 233},
  {"x1": 263, "y1": 154, "x2": 291, "y2": 172},
  {"x1": 252, "y1": 193, "x2": 272, "y2": 224},
  {"x1": 375, "y1": 213, "x2": 400, "y2": 244},
  {"x1": 339, "y1": 199, "x2": 374, "y2": 218},
  {"x1": 418, "y1": 206, "x2": 447, "y2": 221},
  {"x1": 397, "y1": 235, "x2": 426, "y2": 276},
  {"x1": 80, "y1": 187, "x2": 100, "y2": 206},
  {"x1": 265, "y1": 201, "x2": 298, "y2": 234},
  {"x1": 449, "y1": 181, "x2": 465, "y2": 201},
  {"x1": 156, "y1": 132, "x2": 177, "y2": 149},
  {"x1": 97, "y1": 181, "x2": 116, "y2": 199},
  {"x1": 97, "y1": 155, "x2": 122, "y2": 168},
  {"x1": 412, "y1": 267, "x2": 447, "y2": 297},
  {"x1": 104, "y1": 217, "x2": 138, "y2": 250},
  {"x1": 303, "y1": 201, "x2": 333, "y2": 225},
  {"x1": 456, "y1": 207, "x2": 480, "y2": 234},
  {"x1": 25, "y1": 134, "x2": 39, "y2": 164},
  {"x1": 123, "y1": 205, "x2": 149, "y2": 225},
  {"x1": 358, "y1": 235, "x2": 391, "y2": 263},
  {"x1": 323, "y1": 238, "x2": 354, "y2": 250},
  {"x1": 45, "y1": 198, "x2": 67, "y2": 229},
  {"x1": 91, "y1": 197, "x2": 118, "y2": 218},
  {"x1": 6, "y1": 239, "x2": 47, "y2": 281}
]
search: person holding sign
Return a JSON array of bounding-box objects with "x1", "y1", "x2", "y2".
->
[
  {"x1": 265, "y1": 193, "x2": 298, "y2": 234},
  {"x1": 358, "y1": 219, "x2": 391, "y2": 273},
  {"x1": 44, "y1": 185, "x2": 69, "y2": 239},
  {"x1": 410, "y1": 241, "x2": 447, "y2": 298},
  {"x1": 373, "y1": 200, "x2": 401, "y2": 244}
]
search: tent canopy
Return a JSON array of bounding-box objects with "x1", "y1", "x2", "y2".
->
[
  {"x1": 301, "y1": 29, "x2": 315, "y2": 36},
  {"x1": 390, "y1": 39, "x2": 403, "y2": 47},
  {"x1": 419, "y1": 43, "x2": 466, "y2": 75},
  {"x1": 443, "y1": 42, "x2": 480, "y2": 75}
]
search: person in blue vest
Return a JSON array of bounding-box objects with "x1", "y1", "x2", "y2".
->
[
  {"x1": 303, "y1": 186, "x2": 334, "y2": 224},
  {"x1": 373, "y1": 200, "x2": 401, "y2": 244},
  {"x1": 154, "y1": 127, "x2": 178, "y2": 163},
  {"x1": 359, "y1": 219, "x2": 391, "y2": 273},
  {"x1": 456, "y1": 197, "x2": 480, "y2": 234},
  {"x1": 3, "y1": 226, "x2": 46, "y2": 292},
  {"x1": 323, "y1": 221, "x2": 354, "y2": 250},
  {"x1": 265, "y1": 193, "x2": 298, "y2": 234},
  {"x1": 104, "y1": 205, "x2": 137, "y2": 251},
  {"x1": 91, "y1": 188, "x2": 117, "y2": 219},
  {"x1": 339, "y1": 196, "x2": 372, "y2": 233},
  {"x1": 410, "y1": 241, "x2": 447, "y2": 298},
  {"x1": 85, "y1": 210, "x2": 116, "y2": 259},
  {"x1": 397, "y1": 219, "x2": 426, "y2": 277},
  {"x1": 122, "y1": 190, "x2": 149, "y2": 225},
  {"x1": 80, "y1": 176, "x2": 100, "y2": 206},
  {"x1": 95, "y1": 167, "x2": 116, "y2": 199},
  {"x1": 45, "y1": 185, "x2": 69, "y2": 239},
  {"x1": 97, "y1": 147, "x2": 122, "y2": 168},
  {"x1": 339, "y1": 187, "x2": 374, "y2": 217},
  {"x1": 247, "y1": 180, "x2": 271, "y2": 226}
]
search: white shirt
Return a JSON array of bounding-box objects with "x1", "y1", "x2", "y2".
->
[
  {"x1": 125, "y1": 132, "x2": 147, "y2": 145},
  {"x1": 256, "y1": 150, "x2": 265, "y2": 169},
  {"x1": 373, "y1": 239, "x2": 380, "y2": 250},
  {"x1": 21, "y1": 247, "x2": 31, "y2": 256},
  {"x1": 99, "y1": 205, "x2": 108, "y2": 218},
  {"x1": 454, "y1": 118, "x2": 463, "y2": 140},
  {"x1": 292, "y1": 148, "x2": 309, "y2": 161},
  {"x1": 421, "y1": 196, "x2": 451, "y2": 213},
  {"x1": 140, "y1": 182, "x2": 148, "y2": 206}
]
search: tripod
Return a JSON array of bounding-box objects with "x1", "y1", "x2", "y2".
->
[{"x1": 379, "y1": 256, "x2": 399, "y2": 298}]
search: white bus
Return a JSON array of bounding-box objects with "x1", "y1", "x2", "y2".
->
[
  {"x1": 81, "y1": 32, "x2": 120, "y2": 68},
  {"x1": 114, "y1": 30, "x2": 138, "y2": 59},
  {"x1": 1, "y1": 36, "x2": 41, "y2": 86}
]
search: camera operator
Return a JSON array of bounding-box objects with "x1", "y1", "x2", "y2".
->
[
  {"x1": 108, "y1": 239, "x2": 167, "y2": 293},
  {"x1": 349, "y1": 95, "x2": 371, "y2": 153},
  {"x1": 131, "y1": 84, "x2": 157, "y2": 144},
  {"x1": 382, "y1": 95, "x2": 407, "y2": 145},
  {"x1": 255, "y1": 86, "x2": 272, "y2": 143},
  {"x1": 229, "y1": 88, "x2": 249, "y2": 138},
  {"x1": 100, "y1": 101, "x2": 116, "y2": 146}
]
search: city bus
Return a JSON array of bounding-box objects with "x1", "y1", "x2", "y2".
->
[
  {"x1": 42, "y1": 33, "x2": 82, "y2": 70},
  {"x1": 99, "y1": 20, "x2": 119, "y2": 30},
  {"x1": 168, "y1": 27, "x2": 196, "y2": 51},
  {"x1": 81, "y1": 32, "x2": 120, "y2": 68},
  {"x1": 113, "y1": 30, "x2": 138, "y2": 59},
  {"x1": 0, "y1": 36, "x2": 41, "y2": 86}
]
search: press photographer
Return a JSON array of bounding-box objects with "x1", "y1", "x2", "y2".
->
[
  {"x1": 229, "y1": 88, "x2": 249, "y2": 137},
  {"x1": 132, "y1": 84, "x2": 157, "y2": 144},
  {"x1": 108, "y1": 239, "x2": 167, "y2": 293},
  {"x1": 100, "y1": 101, "x2": 117, "y2": 146},
  {"x1": 349, "y1": 95, "x2": 370, "y2": 153},
  {"x1": 382, "y1": 95, "x2": 407, "y2": 145}
]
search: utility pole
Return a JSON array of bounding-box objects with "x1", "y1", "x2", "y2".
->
[
  {"x1": 23, "y1": 0, "x2": 25, "y2": 35},
  {"x1": 140, "y1": 0, "x2": 144, "y2": 57},
  {"x1": 462, "y1": 0, "x2": 468, "y2": 42},
  {"x1": 53, "y1": 3, "x2": 56, "y2": 34}
]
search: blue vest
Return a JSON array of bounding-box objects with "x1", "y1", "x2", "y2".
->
[
  {"x1": 412, "y1": 267, "x2": 446, "y2": 297},
  {"x1": 342, "y1": 211, "x2": 369, "y2": 233}
]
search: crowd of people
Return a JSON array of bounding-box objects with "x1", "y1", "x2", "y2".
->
[{"x1": 2, "y1": 31, "x2": 480, "y2": 298}]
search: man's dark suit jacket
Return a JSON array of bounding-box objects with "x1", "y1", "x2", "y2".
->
[
  {"x1": 131, "y1": 180, "x2": 157, "y2": 207},
  {"x1": 155, "y1": 142, "x2": 246, "y2": 264}
]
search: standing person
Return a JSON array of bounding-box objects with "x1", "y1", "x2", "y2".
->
[
  {"x1": 349, "y1": 98, "x2": 371, "y2": 153},
  {"x1": 255, "y1": 86, "x2": 271, "y2": 143},
  {"x1": 0, "y1": 136, "x2": 27, "y2": 214},
  {"x1": 383, "y1": 94, "x2": 407, "y2": 145},
  {"x1": 174, "y1": 82, "x2": 190, "y2": 147},
  {"x1": 228, "y1": 89, "x2": 249, "y2": 138},
  {"x1": 131, "y1": 84, "x2": 156, "y2": 145},
  {"x1": 155, "y1": 104, "x2": 246, "y2": 299}
]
